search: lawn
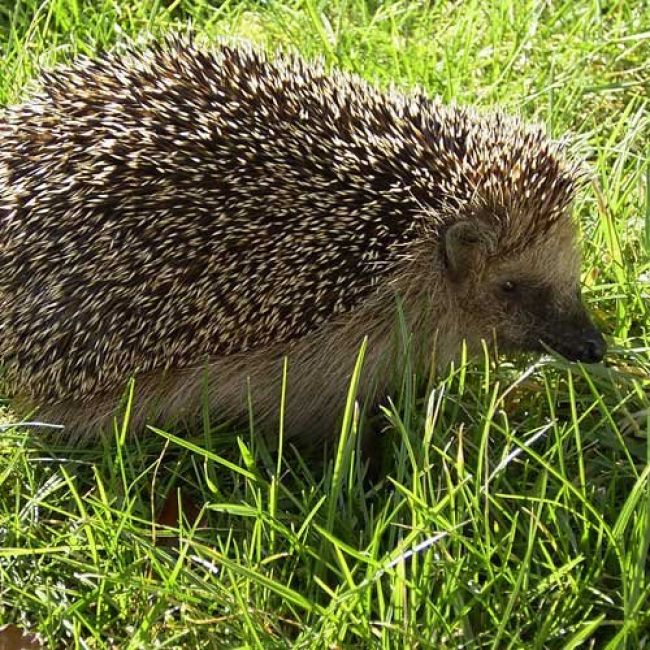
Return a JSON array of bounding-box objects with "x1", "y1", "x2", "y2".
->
[{"x1": 0, "y1": 0, "x2": 649, "y2": 647}]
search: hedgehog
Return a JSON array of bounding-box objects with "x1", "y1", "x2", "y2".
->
[{"x1": 0, "y1": 36, "x2": 605, "y2": 442}]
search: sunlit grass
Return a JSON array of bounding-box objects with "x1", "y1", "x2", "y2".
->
[{"x1": 0, "y1": 0, "x2": 648, "y2": 647}]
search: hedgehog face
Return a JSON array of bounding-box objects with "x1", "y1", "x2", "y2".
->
[{"x1": 444, "y1": 219, "x2": 606, "y2": 363}]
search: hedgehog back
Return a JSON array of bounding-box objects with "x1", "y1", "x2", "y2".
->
[{"x1": 0, "y1": 42, "x2": 442, "y2": 401}]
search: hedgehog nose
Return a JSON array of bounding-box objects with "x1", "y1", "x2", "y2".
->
[{"x1": 577, "y1": 332, "x2": 607, "y2": 364}]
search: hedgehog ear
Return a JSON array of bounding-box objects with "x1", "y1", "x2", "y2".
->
[{"x1": 444, "y1": 221, "x2": 495, "y2": 281}]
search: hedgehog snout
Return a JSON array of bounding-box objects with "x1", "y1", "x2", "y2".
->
[
  {"x1": 541, "y1": 319, "x2": 606, "y2": 364},
  {"x1": 561, "y1": 329, "x2": 607, "y2": 364}
]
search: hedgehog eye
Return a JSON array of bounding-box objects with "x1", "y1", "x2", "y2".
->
[{"x1": 501, "y1": 280, "x2": 517, "y2": 293}]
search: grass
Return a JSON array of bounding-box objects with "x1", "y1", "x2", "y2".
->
[{"x1": 0, "y1": 0, "x2": 649, "y2": 647}]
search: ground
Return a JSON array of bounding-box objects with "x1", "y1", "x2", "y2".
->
[{"x1": 0, "y1": 0, "x2": 648, "y2": 647}]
